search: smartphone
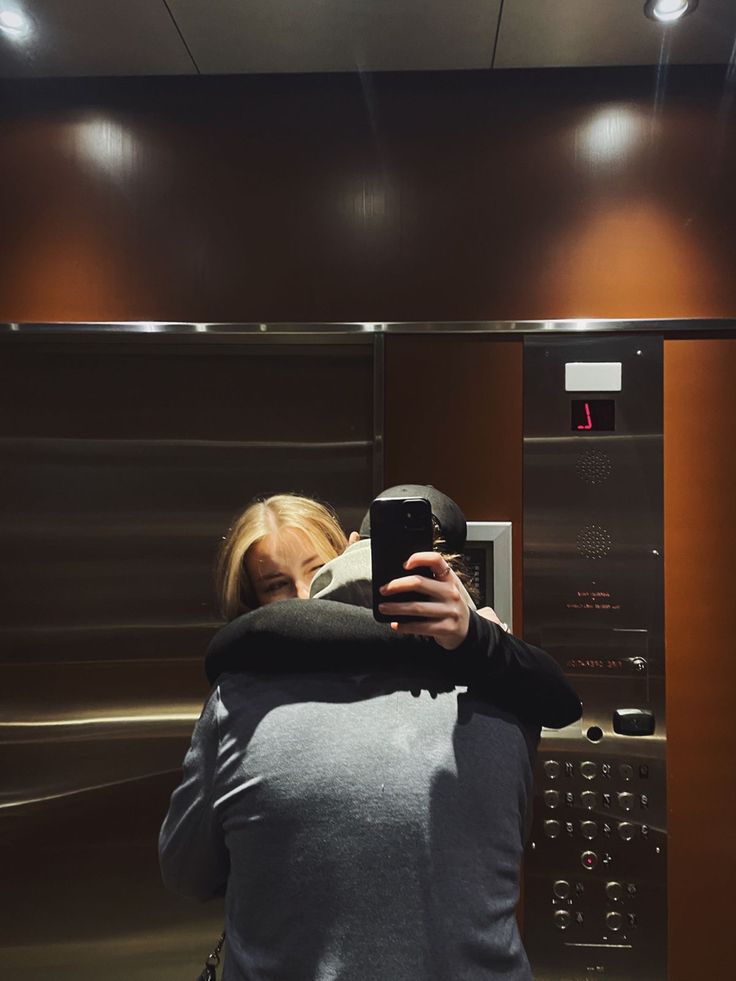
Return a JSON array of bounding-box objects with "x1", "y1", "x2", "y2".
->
[{"x1": 370, "y1": 496, "x2": 434, "y2": 623}]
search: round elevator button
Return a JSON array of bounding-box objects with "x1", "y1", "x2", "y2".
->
[
  {"x1": 581, "y1": 820, "x2": 598, "y2": 840},
  {"x1": 617, "y1": 792, "x2": 634, "y2": 811},
  {"x1": 618, "y1": 822, "x2": 635, "y2": 841},
  {"x1": 606, "y1": 911, "x2": 624, "y2": 932},
  {"x1": 554, "y1": 909, "x2": 572, "y2": 930},
  {"x1": 544, "y1": 820, "x2": 561, "y2": 839},
  {"x1": 580, "y1": 790, "x2": 597, "y2": 810},
  {"x1": 553, "y1": 879, "x2": 571, "y2": 899},
  {"x1": 544, "y1": 790, "x2": 561, "y2": 809},
  {"x1": 544, "y1": 760, "x2": 561, "y2": 779},
  {"x1": 581, "y1": 850, "x2": 598, "y2": 870},
  {"x1": 580, "y1": 760, "x2": 598, "y2": 780},
  {"x1": 605, "y1": 880, "x2": 624, "y2": 901},
  {"x1": 619, "y1": 763, "x2": 634, "y2": 781}
]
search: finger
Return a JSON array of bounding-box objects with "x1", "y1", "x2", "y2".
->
[
  {"x1": 403, "y1": 552, "x2": 454, "y2": 578},
  {"x1": 403, "y1": 551, "x2": 441, "y2": 568},
  {"x1": 379, "y1": 575, "x2": 461, "y2": 602},
  {"x1": 378, "y1": 600, "x2": 459, "y2": 619}
]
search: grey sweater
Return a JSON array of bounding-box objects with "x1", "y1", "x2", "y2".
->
[
  {"x1": 160, "y1": 547, "x2": 579, "y2": 979},
  {"x1": 160, "y1": 671, "x2": 537, "y2": 981}
]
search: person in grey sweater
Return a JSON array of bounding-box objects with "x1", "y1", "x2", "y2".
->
[{"x1": 160, "y1": 494, "x2": 581, "y2": 980}]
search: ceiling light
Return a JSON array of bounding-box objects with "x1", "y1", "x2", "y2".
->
[
  {"x1": 644, "y1": 0, "x2": 698, "y2": 23},
  {"x1": 0, "y1": 6, "x2": 32, "y2": 38}
]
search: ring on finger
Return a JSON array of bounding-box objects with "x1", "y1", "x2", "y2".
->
[{"x1": 433, "y1": 564, "x2": 451, "y2": 580}]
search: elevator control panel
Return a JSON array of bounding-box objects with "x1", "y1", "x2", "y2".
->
[{"x1": 523, "y1": 337, "x2": 665, "y2": 981}]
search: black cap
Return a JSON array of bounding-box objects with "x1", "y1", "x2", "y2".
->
[{"x1": 359, "y1": 484, "x2": 467, "y2": 553}]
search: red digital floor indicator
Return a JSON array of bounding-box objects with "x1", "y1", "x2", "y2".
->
[{"x1": 577, "y1": 402, "x2": 593, "y2": 430}]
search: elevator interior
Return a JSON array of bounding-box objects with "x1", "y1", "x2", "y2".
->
[{"x1": 1, "y1": 320, "x2": 733, "y2": 981}]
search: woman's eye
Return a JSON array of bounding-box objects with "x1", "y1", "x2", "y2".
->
[{"x1": 265, "y1": 579, "x2": 290, "y2": 594}]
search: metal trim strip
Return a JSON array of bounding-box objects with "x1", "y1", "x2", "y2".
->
[{"x1": 2, "y1": 319, "x2": 736, "y2": 336}]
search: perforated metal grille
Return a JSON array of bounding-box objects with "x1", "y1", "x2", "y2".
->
[
  {"x1": 576, "y1": 448, "x2": 613, "y2": 485},
  {"x1": 577, "y1": 524, "x2": 612, "y2": 559}
]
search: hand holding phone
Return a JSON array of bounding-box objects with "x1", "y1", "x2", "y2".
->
[{"x1": 370, "y1": 495, "x2": 472, "y2": 649}]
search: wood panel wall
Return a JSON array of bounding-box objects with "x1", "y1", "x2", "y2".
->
[
  {"x1": 383, "y1": 334, "x2": 524, "y2": 629},
  {"x1": 663, "y1": 338, "x2": 736, "y2": 980},
  {"x1": 1, "y1": 66, "x2": 736, "y2": 323}
]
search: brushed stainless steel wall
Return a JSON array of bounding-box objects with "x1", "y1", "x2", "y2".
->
[{"x1": 0, "y1": 334, "x2": 377, "y2": 980}]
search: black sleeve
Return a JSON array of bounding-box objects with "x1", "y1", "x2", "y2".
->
[
  {"x1": 453, "y1": 611, "x2": 582, "y2": 729},
  {"x1": 205, "y1": 599, "x2": 420, "y2": 685},
  {"x1": 205, "y1": 600, "x2": 582, "y2": 730}
]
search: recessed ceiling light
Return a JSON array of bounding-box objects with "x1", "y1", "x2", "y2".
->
[
  {"x1": 0, "y1": 6, "x2": 32, "y2": 37},
  {"x1": 644, "y1": 0, "x2": 699, "y2": 23}
]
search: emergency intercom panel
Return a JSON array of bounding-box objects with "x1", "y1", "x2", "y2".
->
[{"x1": 523, "y1": 337, "x2": 666, "y2": 981}]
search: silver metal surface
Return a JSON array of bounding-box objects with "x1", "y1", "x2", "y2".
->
[
  {"x1": 523, "y1": 335, "x2": 666, "y2": 981},
  {"x1": 0, "y1": 335, "x2": 377, "y2": 980},
  {"x1": 3, "y1": 318, "x2": 736, "y2": 336},
  {"x1": 372, "y1": 332, "x2": 385, "y2": 496}
]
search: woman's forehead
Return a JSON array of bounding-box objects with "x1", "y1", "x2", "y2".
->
[{"x1": 251, "y1": 527, "x2": 321, "y2": 566}]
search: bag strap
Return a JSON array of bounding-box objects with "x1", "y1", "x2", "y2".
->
[{"x1": 196, "y1": 931, "x2": 226, "y2": 981}]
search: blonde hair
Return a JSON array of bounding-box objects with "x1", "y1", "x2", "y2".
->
[{"x1": 216, "y1": 494, "x2": 348, "y2": 620}]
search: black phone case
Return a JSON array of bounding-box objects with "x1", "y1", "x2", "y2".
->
[{"x1": 370, "y1": 497, "x2": 433, "y2": 623}]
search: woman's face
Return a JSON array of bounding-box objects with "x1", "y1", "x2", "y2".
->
[{"x1": 245, "y1": 528, "x2": 328, "y2": 607}]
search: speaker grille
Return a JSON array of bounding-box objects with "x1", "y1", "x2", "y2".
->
[
  {"x1": 577, "y1": 524, "x2": 612, "y2": 559},
  {"x1": 576, "y1": 448, "x2": 613, "y2": 485}
]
